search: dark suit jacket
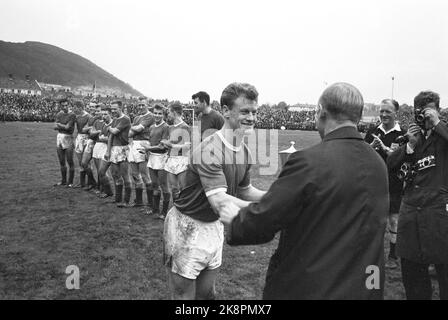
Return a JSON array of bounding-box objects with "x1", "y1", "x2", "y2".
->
[
  {"x1": 228, "y1": 126, "x2": 389, "y2": 300},
  {"x1": 387, "y1": 121, "x2": 448, "y2": 264}
]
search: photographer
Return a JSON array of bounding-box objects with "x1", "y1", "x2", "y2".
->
[
  {"x1": 387, "y1": 91, "x2": 448, "y2": 300},
  {"x1": 364, "y1": 99, "x2": 405, "y2": 268}
]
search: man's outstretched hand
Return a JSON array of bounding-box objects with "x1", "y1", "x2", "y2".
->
[{"x1": 219, "y1": 201, "x2": 241, "y2": 226}]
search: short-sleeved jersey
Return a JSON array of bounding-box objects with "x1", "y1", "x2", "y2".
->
[
  {"x1": 364, "y1": 123, "x2": 405, "y2": 195},
  {"x1": 174, "y1": 131, "x2": 252, "y2": 222},
  {"x1": 87, "y1": 115, "x2": 98, "y2": 127},
  {"x1": 200, "y1": 109, "x2": 225, "y2": 140},
  {"x1": 168, "y1": 121, "x2": 191, "y2": 157},
  {"x1": 132, "y1": 112, "x2": 154, "y2": 140},
  {"x1": 90, "y1": 118, "x2": 104, "y2": 141},
  {"x1": 98, "y1": 121, "x2": 112, "y2": 143},
  {"x1": 110, "y1": 115, "x2": 131, "y2": 146},
  {"x1": 55, "y1": 111, "x2": 76, "y2": 134},
  {"x1": 76, "y1": 113, "x2": 92, "y2": 134},
  {"x1": 148, "y1": 121, "x2": 170, "y2": 153}
]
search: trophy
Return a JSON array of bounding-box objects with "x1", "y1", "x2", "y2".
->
[{"x1": 279, "y1": 141, "x2": 297, "y2": 169}]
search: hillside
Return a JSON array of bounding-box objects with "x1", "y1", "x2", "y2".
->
[{"x1": 0, "y1": 41, "x2": 142, "y2": 97}]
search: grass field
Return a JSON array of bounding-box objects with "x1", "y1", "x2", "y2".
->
[{"x1": 0, "y1": 121, "x2": 421, "y2": 300}]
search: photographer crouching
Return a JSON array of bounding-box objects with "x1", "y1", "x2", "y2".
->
[{"x1": 387, "y1": 91, "x2": 448, "y2": 300}]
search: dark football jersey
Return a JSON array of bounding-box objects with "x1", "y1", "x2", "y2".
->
[{"x1": 55, "y1": 111, "x2": 76, "y2": 134}]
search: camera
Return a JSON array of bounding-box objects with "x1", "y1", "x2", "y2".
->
[
  {"x1": 397, "y1": 162, "x2": 412, "y2": 181},
  {"x1": 416, "y1": 155, "x2": 436, "y2": 171},
  {"x1": 414, "y1": 107, "x2": 426, "y2": 128},
  {"x1": 395, "y1": 134, "x2": 409, "y2": 145}
]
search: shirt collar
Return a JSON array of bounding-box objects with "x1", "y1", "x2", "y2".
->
[
  {"x1": 378, "y1": 122, "x2": 401, "y2": 135},
  {"x1": 173, "y1": 120, "x2": 185, "y2": 127},
  {"x1": 216, "y1": 130, "x2": 242, "y2": 152},
  {"x1": 322, "y1": 126, "x2": 363, "y2": 142},
  {"x1": 155, "y1": 120, "x2": 165, "y2": 127}
]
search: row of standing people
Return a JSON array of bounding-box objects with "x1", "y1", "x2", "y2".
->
[{"x1": 53, "y1": 92, "x2": 225, "y2": 219}]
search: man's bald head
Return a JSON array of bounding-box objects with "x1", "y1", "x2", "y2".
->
[{"x1": 318, "y1": 82, "x2": 364, "y2": 124}]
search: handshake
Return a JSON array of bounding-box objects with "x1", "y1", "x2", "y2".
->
[{"x1": 219, "y1": 201, "x2": 243, "y2": 225}]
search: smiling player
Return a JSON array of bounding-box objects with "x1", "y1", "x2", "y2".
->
[{"x1": 163, "y1": 83, "x2": 265, "y2": 299}]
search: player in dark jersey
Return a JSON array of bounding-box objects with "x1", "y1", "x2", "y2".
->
[
  {"x1": 72, "y1": 100, "x2": 93, "y2": 189},
  {"x1": 104, "y1": 100, "x2": 132, "y2": 207},
  {"x1": 161, "y1": 102, "x2": 191, "y2": 202},
  {"x1": 81, "y1": 103, "x2": 102, "y2": 191},
  {"x1": 164, "y1": 83, "x2": 265, "y2": 299},
  {"x1": 94, "y1": 106, "x2": 114, "y2": 198},
  {"x1": 54, "y1": 97, "x2": 76, "y2": 187},
  {"x1": 128, "y1": 100, "x2": 154, "y2": 207},
  {"x1": 192, "y1": 91, "x2": 225, "y2": 140},
  {"x1": 142, "y1": 103, "x2": 170, "y2": 218},
  {"x1": 364, "y1": 99, "x2": 405, "y2": 269}
]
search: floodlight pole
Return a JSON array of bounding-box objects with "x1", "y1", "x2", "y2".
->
[{"x1": 391, "y1": 76, "x2": 395, "y2": 100}]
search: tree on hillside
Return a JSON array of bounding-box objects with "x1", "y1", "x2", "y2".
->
[
  {"x1": 397, "y1": 104, "x2": 413, "y2": 130},
  {"x1": 211, "y1": 100, "x2": 221, "y2": 111},
  {"x1": 440, "y1": 108, "x2": 448, "y2": 122},
  {"x1": 276, "y1": 101, "x2": 289, "y2": 111}
]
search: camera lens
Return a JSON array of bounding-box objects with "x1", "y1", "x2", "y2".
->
[{"x1": 416, "y1": 114, "x2": 425, "y2": 122}]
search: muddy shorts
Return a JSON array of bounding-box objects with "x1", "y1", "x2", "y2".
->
[
  {"x1": 75, "y1": 134, "x2": 89, "y2": 153},
  {"x1": 128, "y1": 140, "x2": 150, "y2": 163},
  {"x1": 92, "y1": 142, "x2": 107, "y2": 160},
  {"x1": 85, "y1": 139, "x2": 95, "y2": 154},
  {"x1": 164, "y1": 156, "x2": 189, "y2": 175},
  {"x1": 110, "y1": 145, "x2": 129, "y2": 164},
  {"x1": 163, "y1": 206, "x2": 224, "y2": 279},
  {"x1": 56, "y1": 133, "x2": 74, "y2": 150},
  {"x1": 147, "y1": 152, "x2": 168, "y2": 170}
]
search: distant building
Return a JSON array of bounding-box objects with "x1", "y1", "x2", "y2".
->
[
  {"x1": 71, "y1": 86, "x2": 129, "y2": 98},
  {"x1": 289, "y1": 104, "x2": 317, "y2": 112},
  {"x1": 0, "y1": 74, "x2": 42, "y2": 96},
  {"x1": 361, "y1": 116, "x2": 378, "y2": 123},
  {"x1": 37, "y1": 82, "x2": 71, "y2": 93}
]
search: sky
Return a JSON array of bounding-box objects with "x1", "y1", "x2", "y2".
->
[{"x1": 1, "y1": 0, "x2": 447, "y2": 106}]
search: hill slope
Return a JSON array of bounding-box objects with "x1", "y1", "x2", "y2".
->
[{"x1": 0, "y1": 41, "x2": 142, "y2": 96}]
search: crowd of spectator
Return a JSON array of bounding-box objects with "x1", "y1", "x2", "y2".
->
[
  {"x1": 0, "y1": 93, "x2": 317, "y2": 130},
  {"x1": 0, "y1": 93, "x2": 57, "y2": 122},
  {"x1": 2, "y1": 92, "x2": 446, "y2": 132},
  {"x1": 256, "y1": 105, "x2": 316, "y2": 130}
]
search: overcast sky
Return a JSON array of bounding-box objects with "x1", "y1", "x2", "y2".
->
[{"x1": 1, "y1": 0, "x2": 447, "y2": 106}]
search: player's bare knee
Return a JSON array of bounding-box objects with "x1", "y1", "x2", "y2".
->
[
  {"x1": 171, "y1": 281, "x2": 195, "y2": 300},
  {"x1": 196, "y1": 288, "x2": 216, "y2": 300},
  {"x1": 142, "y1": 175, "x2": 151, "y2": 185}
]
